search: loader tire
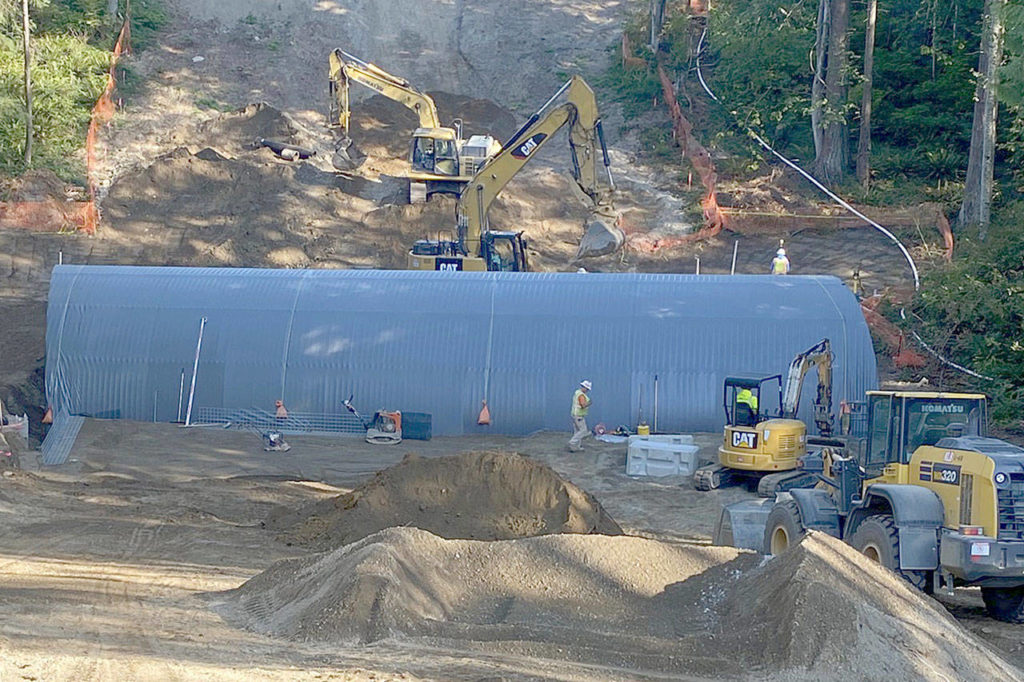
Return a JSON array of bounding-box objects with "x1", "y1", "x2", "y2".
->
[
  {"x1": 982, "y1": 586, "x2": 1024, "y2": 623},
  {"x1": 848, "y1": 514, "x2": 930, "y2": 592},
  {"x1": 764, "y1": 500, "x2": 805, "y2": 555}
]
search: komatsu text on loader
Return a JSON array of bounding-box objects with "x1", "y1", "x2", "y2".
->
[
  {"x1": 327, "y1": 49, "x2": 501, "y2": 203},
  {"x1": 695, "y1": 338, "x2": 835, "y2": 496},
  {"x1": 715, "y1": 390, "x2": 1024, "y2": 622}
]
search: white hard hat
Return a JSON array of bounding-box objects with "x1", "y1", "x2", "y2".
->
[
  {"x1": 576, "y1": 267, "x2": 587, "y2": 273},
  {"x1": 580, "y1": 380, "x2": 592, "y2": 391},
  {"x1": 777, "y1": 248, "x2": 786, "y2": 256}
]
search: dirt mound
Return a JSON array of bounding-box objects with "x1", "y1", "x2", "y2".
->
[
  {"x1": 702, "y1": 532, "x2": 1020, "y2": 680},
  {"x1": 224, "y1": 526, "x2": 1021, "y2": 680},
  {"x1": 214, "y1": 527, "x2": 754, "y2": 676},
  {"x1": 352, "y1": 92, "x2": 517, "y2": 160},
  {"x1": 267, "y1": 451, "x2": 622, "y2": 550}
]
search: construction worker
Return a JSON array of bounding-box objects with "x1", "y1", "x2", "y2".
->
[
  {"x1": 568, "y1": 380, "x2": 592, "y2": 452},
  {"x1": 736, "y1": 387, "x2": 759, "y2": 426},
  {"x1": 771, "y1": 247, "x2": 790, "y2": 275}
]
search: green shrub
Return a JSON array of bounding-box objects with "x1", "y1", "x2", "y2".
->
[
  {"x1": 0, "y1": 32, "x2": 109, "y2": 178},
  {"x1": 912, "y1": 200, "x2": 1024, "y2": 427}
]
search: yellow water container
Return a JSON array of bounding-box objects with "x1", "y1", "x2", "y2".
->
[{"x1": 637, "y1": 423, "x2": 650, "y2": 435}]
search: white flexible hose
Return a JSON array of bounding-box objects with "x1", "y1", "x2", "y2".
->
[{"x1": 694, "y1": 26, "x2": 994, "y2": 382}]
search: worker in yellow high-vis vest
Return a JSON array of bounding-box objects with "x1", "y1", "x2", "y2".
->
[{"x1": 568, "y1": 380, "x2": 592, "y2": 452}]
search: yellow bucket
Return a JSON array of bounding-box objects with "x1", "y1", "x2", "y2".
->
[{"x1": 637, "y1": 423, "x2": 650, "y2": 435}]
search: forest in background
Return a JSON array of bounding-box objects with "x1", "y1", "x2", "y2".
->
[{"x1": 610, "y1": 0, "x2": 1024, "y2": 426}]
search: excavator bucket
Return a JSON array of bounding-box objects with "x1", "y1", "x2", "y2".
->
[
  {"x1": 331, "y1": 136, "x2": 367, "y2": 171},
  {"x1": 712, "y1": 498, "x2": 773, "y2": 552},
  {"x1": 575, "y1": 214, "x2": 624, "y2": 260}
]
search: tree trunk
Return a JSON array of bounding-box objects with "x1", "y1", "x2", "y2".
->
[
  {"x1": 815, "y1": 0, "x2": 850, "y2": 185},
  {"x1": 959, "y1": 0, "x2": 1006, "y2": 238},
  {"x1": 810, "y1": 0, "x2": 830, "y2": 156},
  {"x1": 21, "y1": 0, "x2": 31, "y2": 166},
  {"x1": 650, "y1": 0, "x2": 667, "y2": 52},
  {"x1": 856, "y1": 0, "x2": 878, "y2": 190}
]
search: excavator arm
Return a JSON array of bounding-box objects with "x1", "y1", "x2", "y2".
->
[
  {"x1": 455, "y1": 75, "x2": 619, "y2": 256},
  {"x1": 781, "y1": 338, "x2": 834, "y2": 436},
  {"x1": 328, "y1": 49, "x2": 442, "y2": 133}
]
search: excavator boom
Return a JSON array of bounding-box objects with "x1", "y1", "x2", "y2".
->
[
  {"x1": 455, "y1": 75, "x2": 620, "y2": 258},
  {"x1": 781, "y1": 338, "x2": 834, "y2": 436},
  {"x1": 328, "y1": 49, "x2": 442, "y2": 133}
]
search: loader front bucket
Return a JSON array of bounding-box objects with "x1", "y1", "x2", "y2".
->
[
  {"x1": 712, "y1": 499, "x2": 773, "y2": 553},
  {"x1": 331, "y1": 136, "x2": 367, "y2": 171}
]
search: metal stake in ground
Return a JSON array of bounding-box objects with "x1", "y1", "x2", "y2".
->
[
  {"x1": 177, "y1": 369, "x2": 185, "y2": 423},
  {"x1": 184, "y1": 317, "x2": 207, "y2": 427}
]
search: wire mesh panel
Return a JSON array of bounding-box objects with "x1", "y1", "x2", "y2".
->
[
  {"x1": 40, "y1": 413, "x2": 86, "y2": 465},
  {"x1": 193, "y1": 407, "x2": 366, "y2": 436}
]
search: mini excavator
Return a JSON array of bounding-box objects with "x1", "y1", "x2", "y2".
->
[{"x1": 695, "y1": 338, "x2": 835, "y2": 496}]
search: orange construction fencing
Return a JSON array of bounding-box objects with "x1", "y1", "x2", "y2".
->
[{"x1": 0, "y1": 13, "x2": 130, "y2": 234}]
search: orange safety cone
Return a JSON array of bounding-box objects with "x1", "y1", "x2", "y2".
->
[
  {"x1": 477, "y1": 400, "x2": 491, "y2": 426},
  {"x1": 275, "y1": 400, "x2": 288, "y2": 419},
  {"x1": 42, "y1": 406, "x2": 53, "y2": 424}
]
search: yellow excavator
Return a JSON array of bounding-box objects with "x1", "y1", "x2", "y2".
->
[
  {"x1": 695, "y1": 338, "x2": 835, "y2": 496},
  {"x1": 715, "y1": 389, "x2": 1024, "y2": 622},
  {"x1": 327, "y1": 49, "x2": 501, "y2": 203},
  {"x1": 406, "y1": 75, "x2": 620, "y2": 272}
]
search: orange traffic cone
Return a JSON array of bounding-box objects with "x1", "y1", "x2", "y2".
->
[
  {"x1": 275, "y1": 400, "x2": 288, "y2": 419},
  {"x1": 477, "y1": 400, "x2": 491, "y2": 426},
  {"x1": 42, "y1": 406, "x2": 53, "y2": 424}
]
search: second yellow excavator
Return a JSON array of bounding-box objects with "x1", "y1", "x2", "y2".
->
[
  {"x1": 328, "y1": 49, "x2": 501, "y2": 203},
  {"x1": 694, "y1": 338, "x2": 836, "y2": 496},
  {"x1": 406, "y1": 75, "x2": 621, "y2": 271}
]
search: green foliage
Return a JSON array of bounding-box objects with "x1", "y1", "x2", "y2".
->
[
  {"x1": 0, "y1": 1, "x2": 166, "y2": 178},
  {"x1": 596, "y1": 13, "x2": 659, "y2": 118},
  {"x1": 705, "y1": 0, "x2": 817, "y2": 154},
  {"x1": 0, "y1": 31, "x2": 108, "y2": 177},
  {"x1": 913, "y1": 201, "x2": 1024, "y2": 425},
  {"x1": 1001, "y1": 1, "x2": 1024, "y2": 108}
]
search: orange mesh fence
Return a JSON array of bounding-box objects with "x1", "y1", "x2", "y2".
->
[
  {"x1": 83, "y1": 15, "x2": 132, "y2": 234},
  {"x1": 0, "y1": 15, "x2": 130, "y2": 234},
  {"x1": 627, "y1": 63, "x2": 725, "y2": 253}
]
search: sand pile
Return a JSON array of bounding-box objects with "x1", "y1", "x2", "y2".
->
[
  {"x1": 221, "y1": 526, "x2": 1021, "y2": 680},
  {"x1": 703, "y1": 532, "x2": 1021, "y2": 681},
  {"x1": 268, "y1": 452, "x2": 621, "y2": 550},
  {"x1": 214, "y1": 527, "x2": 756, "y2": 676}
]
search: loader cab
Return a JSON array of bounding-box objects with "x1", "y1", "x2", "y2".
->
[
  {"x1": 723, "y1": 375, "x2": 783, "y2": 428},
  {"x1": 860, "y1": 391, "x2": 988, "y2": 475},
  {"x1": 410, "y1": 128, "x2": 459, "y2": 177}
]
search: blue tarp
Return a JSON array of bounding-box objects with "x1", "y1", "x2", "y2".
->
[{"x1": 46, "y1": 266, "x2": 877, "y2": 436}]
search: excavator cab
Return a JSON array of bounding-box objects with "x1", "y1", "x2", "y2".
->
[
  {"x1": 407, "y1": 231, "x2": 527, "y2": 272},
  {"x1": 410, "y1": 129, "x2": 459, "y2": 177},
  {"x1": 723, "y1": 376, "x2": 779, "y2": 427},
  {"x1": 481, "y1": 232, "x2": 529, "y2": 272}
]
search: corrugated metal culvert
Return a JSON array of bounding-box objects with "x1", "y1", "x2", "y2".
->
[{"x1": 46, "y1": 266, "x2": 877, "y2": 436}]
